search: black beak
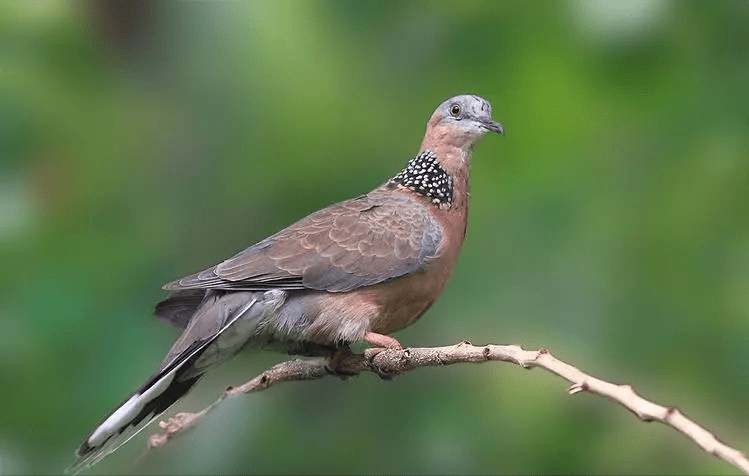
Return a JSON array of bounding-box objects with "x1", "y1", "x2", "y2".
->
[{"x1": 483, "y1": 119, "x2": 504, "y2": 135}]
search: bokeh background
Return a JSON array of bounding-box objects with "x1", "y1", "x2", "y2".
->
[{"x1": 2, "y1": 1, "x2": 749, "y2": 474}]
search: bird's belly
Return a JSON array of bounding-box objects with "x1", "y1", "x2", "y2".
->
[
  {"x1": 254, "y1": 260, "x2": 455, "y2": 351},
  {"x1": 262, "y1": 290, "x2": 377, "y2": 347},
  {"x1": 366, "y1": 270, "x2": 446, "y2": 335}
]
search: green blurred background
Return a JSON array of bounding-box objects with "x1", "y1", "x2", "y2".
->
[{"x1": 1, "y1": 1, "x2": 749, "y2": 474}]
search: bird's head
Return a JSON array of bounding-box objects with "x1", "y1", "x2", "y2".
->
[{"x1": 422, "y1": 95, "x2": 503, "y2": 154}]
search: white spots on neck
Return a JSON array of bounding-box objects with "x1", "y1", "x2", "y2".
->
[{"x1": 391, "y1": 150, "x2": 453, "y2": 205}]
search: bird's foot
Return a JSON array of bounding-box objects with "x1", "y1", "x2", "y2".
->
[
  {"x1": 325, "y1": 346, "x2": 358, "y2": 379},
  {"x1": 362, "y1": 332, "x2": 403, "y2": 380}
]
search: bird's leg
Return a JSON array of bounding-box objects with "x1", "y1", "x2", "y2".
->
[
  {"x1": 362, "y1": 332, "x2": 404, "y2": 380},
  {"x1": 324, "y1": 345, "x2": 358, "y2": 379},
  {"x1": 325, "y1": 333, "x2": 403, "y2": 379},
  {"x1": 363, "y1": 331, "x2": 403, "y2": 350}
]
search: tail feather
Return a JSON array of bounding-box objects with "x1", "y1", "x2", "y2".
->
[
  {"x1": 155, "y1": 289, "x2": 206, "y2": 329},
  {"x1": 69, "y1": 356, "x2": 203, "y2": 472},
  {"x1": 69, "y1": 292, "x2": 265, "y2": 473}
]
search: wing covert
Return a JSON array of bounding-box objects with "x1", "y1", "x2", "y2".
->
[{"x1": 163, "y1": 193, "x2": 442, "y2": 293}]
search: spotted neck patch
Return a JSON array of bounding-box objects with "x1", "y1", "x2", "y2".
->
[{"x1": 390, "y1": 150, "x2": 453, "y2": 205}]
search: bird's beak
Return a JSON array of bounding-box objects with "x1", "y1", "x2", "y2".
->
[{"x1": 483, "y1": 120, "x2": 504, "y2": 135}]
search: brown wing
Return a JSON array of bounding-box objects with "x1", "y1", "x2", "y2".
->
[{"x1": 162, "y1": 191, "x2": 442, "y2": 293}]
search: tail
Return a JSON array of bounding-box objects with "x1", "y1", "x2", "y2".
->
[
  {"x1": 69, "y1": 291, "x2": 269, "y2": 473},
  {"x1": 68, "y1": 352, "x2": 205, "y2": 472}
]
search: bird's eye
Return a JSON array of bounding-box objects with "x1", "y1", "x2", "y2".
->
[{"x1": 450, "y1": 104, "x2": 461, "y2": 118}]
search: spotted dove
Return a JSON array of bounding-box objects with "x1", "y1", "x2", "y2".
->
[{"x1": 71, "y1": 95, "x2": 503, "y2": 470}]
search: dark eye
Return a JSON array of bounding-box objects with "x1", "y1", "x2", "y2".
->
[{"x1": 450, "y1": 104, "x2": 461, "y2": 117}]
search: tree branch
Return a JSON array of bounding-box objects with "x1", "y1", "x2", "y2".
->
[{"x1": 147, "y1": 341, "x2": 749, "y2": 474}]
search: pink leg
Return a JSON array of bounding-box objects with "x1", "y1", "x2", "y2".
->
[
  {"x1": 363, "y1": 332, "x2": 403, "y2": 349},
  {"x1": 362, "y1": 332, "x2": 403, "y2": 379}
]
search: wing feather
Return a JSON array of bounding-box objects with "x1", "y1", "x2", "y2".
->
[{"x1": 162, "y1": 192, "x2": 442, "y2": 293}]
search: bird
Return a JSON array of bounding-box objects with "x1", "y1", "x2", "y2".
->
[{"x1": 70, "y1": 94, "x2": 503, "y2": 471}]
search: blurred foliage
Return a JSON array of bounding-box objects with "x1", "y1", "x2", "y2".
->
[{"x1": 1, "y1": 1, "x2": 748, "y2": 474}]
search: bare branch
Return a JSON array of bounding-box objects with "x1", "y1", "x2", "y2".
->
[{"x1": 148, "y1": 341, "x2": 749, "y2": 474}]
